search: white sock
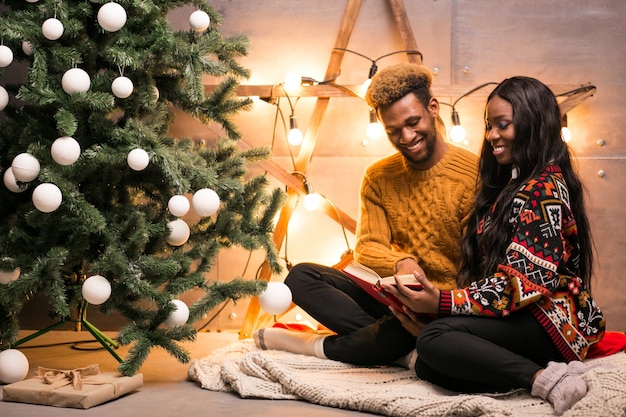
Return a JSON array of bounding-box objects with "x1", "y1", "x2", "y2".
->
[
  {"x1": 531, "y1": 361, "x2": 588, "y2": 415},
  {"x1": 253, "y1": 328, "x2": 327, "y2": 359},
  {"x1": 393, "y1": 349, "x2": 418, "y2": 371}
]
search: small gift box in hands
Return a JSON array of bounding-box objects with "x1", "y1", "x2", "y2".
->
[{"x1": 2, "y1": 364, "x2": 143, "y2": 409}]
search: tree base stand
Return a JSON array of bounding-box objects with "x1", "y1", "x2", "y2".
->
[{"x1": 12, "y1": 302, "x2": 123, "y2": 363}]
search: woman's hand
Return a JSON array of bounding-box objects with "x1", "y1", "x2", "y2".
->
[{"x1": 382, "y1": 271, "x2": 441, "y2": 315}]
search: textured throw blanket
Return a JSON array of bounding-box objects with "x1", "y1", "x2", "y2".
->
[{"x1": 188, "y1": 339, "x2": 626, "y2": 417}]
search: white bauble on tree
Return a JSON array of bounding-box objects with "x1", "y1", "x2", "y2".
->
[
  {"x1": 0, "y1": 349, "x2": 29, "y2": 384},
  {"x1": 82, "y1": 275, "x2": 112, "y2": 305},
  {"x1": 32, "y1": 183, "x2": 63, "y2": 213},
  {"x1": 0, "y1": 45, "x2": 14, "y2": 68},
  {"x1": 21, "y1": 41, "x2": 34, "y2": 56},
  {"x1": 0, "y1": 85, "x2": 9, "y2": 111},
  {"x1": 127, "y1": 148, "x2": 150, "y2": 171},
  {"x1": 41, "y1": 18, "x2": 64, "y2": 40},
  {"x1": 111, "y1": 76, "x2": 133, "y2": 98},
  {"x1": 3, "y1": 168, "x2": 27, "y2": 193},
  {"x1": 97, "y1": 2, "x2": 127, "y2": 32},
  {"x1": 168, "y1": 195, "x2": 190, "y2": 217},
  {"x1": 0, "y1": 262, "x2": 20, "y2": 285},
  {"x1": 192, "y1": 188, "x2": 220, "y2": 217},
  {"x1": 166, "y1": 219, "x2": 190, "y2": 246},
  {"x1": 164, "y1": 299, "x2": 190, "y2": 327},
  {"x1": 51, "y1": 136, "x2": 81, "y2": 166},
  {"x1": 11, "y1": 153, "x2": 40, "y2": 182},
  {"x1": 189, "y1": 10, "x2": 210, "y2": 32},
  {"x1": 258, "y1": 282, "x2": 292, "y2": 315},
  {"x1": 62, "y1": 68, "x2": 91, "y2": 94}
]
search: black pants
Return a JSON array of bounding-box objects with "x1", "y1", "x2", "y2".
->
[
  {"x1": 285, "y1": 262, "x2": 416, "y2": 365},
  {"x1": 415, "y1": 311, "x2": 565, "y2": 393}
]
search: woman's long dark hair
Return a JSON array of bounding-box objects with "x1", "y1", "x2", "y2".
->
[{"x1": 457, "y1": 76, "x2": 594, "y2": 291}]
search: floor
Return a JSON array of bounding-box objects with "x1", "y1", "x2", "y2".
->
[{"x1": 1, "y1": 330, "x2": 371, "y2": 416}]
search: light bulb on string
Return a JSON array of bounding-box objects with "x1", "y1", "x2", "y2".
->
[
  {"x1": 365, "y1": 109, "x2": 384, "y2": 141},
  {"x1": 449, "y1": 109, "x2": 466, "y2": 143},
  {"x1": 288, "y1": 114, "x2": 303, "y2": 146},
  {"x1": 561, "y1": 114, "x2": 572, "y2": 143},
  {"x1": 284, "y1": 73, "x2": 301, "y2": 92}
]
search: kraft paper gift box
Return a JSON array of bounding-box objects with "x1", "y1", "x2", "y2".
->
[{"x1": 2, "y1": 364, "x2": 143, "y2": 409}]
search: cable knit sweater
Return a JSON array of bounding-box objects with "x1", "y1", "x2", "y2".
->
[{"x1": 354, "y1": 144, "x2": 478, "y2": 289}]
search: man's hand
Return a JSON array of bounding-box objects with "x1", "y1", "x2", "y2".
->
[
  {"x1": 388, "y1": 305, "x2": 430, "y2": 336},
  {"x1": 383, "y1": 271, "x2": 441, "y2": 314},
  {"x1": 395, "y1": 258, "x2": 425, "y2": 276}
]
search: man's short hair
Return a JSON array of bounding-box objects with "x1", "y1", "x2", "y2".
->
[{"x1": 365, "y1": 63, "x2": 434, "y2": 110}]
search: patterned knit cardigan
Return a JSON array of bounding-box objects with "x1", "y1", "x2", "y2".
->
[{"x1": 439, "y1": 165, "x2": 605, "y2": 361}]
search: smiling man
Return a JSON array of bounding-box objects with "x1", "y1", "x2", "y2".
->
[{"x1": 253, "y1": 63, "x2": 479, "y2": 368}]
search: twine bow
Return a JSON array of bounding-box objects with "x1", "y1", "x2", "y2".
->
[{"x1": 37, "y1": 364, "x2": 100, "y2": 391}]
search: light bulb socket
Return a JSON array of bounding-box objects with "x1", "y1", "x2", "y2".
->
[
  {"x1": 289, "y1": 114, "x2": 298, "y2": 130},
  {"x1": 451, "y1": 109, "x2": 461, "y2": 126},
  {"x1": 561, "y1": 113, "x2": 568, "y2": 127},
  {"x1": 368, "y1": 62, "x2": 378, "y2": 79},
  {"x1": 369, "y1": 109, "x2": 378, "y2": 123}
]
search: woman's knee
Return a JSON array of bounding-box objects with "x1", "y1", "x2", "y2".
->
[{"x1": 416, "y1": 319, "x2": 453, "y2": 354}]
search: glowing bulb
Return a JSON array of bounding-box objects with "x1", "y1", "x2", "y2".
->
[
  {"x1": 366, "y1": 109, "x2": 384, "y2": 141},
  {"x1": 288, "y1": 114, "x2": 303, "y2": 145},
  {"x1": 284, "y1": 73, "x2": 301, "y2": 91},
  {"x1": 561, "y1": 126, "x2": 572, "y2": 143},
  {"x1": 362, "y1": 78, "x2": 372, "y2": 89},
  {"x1": 303, "y1": 192, "x2": 322, "y2": 211},
  {"x1": 450, "y1": 124, "x2": 466, "y2": 143}
]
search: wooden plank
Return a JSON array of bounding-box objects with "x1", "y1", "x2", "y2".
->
[
  {"x1": 388, "y1": 0, "x2": 422, "y2": 63},
  {"x1": 239, "y1": 0, "x2": 364, "y2": 340},
  {"x1": 207, "y1": 83, "x2": 595, "y2": 102}
]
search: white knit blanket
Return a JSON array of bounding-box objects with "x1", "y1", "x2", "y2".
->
[{"x1": 188, "y1": 340, "x2": 626, "y2": 417}]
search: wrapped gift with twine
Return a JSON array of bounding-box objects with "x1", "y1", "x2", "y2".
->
[{"x1": 2, "y1": 364, "x2": 143, "y2": 409}]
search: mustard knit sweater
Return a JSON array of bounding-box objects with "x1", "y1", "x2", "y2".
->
[{"x1": 354, "y1": 144, "x2": 478, "y2": 290}]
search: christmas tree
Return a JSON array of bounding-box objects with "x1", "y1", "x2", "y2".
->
[{"x1": 0, "y1": 1, "x2": 284, "y2": 376}]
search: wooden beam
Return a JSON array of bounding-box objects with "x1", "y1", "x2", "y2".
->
[
  {"x1": 207, "y1": 83, "x2": 597, "y2": 103},
  {"x1": 239, "y1": 0, "x2": 364, "y2": 340}
]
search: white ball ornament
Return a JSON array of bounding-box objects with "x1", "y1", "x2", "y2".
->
[
  {"x1": 0, "y1": 85, "x2": 8, "y2": 111},
  {"x1": 0, "y1": 266, "x2": 20, "y2": 285},
  {"x1": 0, "y1": 45, "x2": 14, "y2": 68},
  {"x1": 112, "y1": 76, "x2": 133, "y2": 98},
  {"x1": 22, "y1": 41, "x2": 34, "y2": 56},
  {"x1": 258, "y1": 282, "x2": 292, "y2": 315},
  {"x1": 11, "y1": 153, "x2": 40, "y2": 182},
  {"x1": 98, "y1": 2, "x2": 127, "y2": 32},
  {"x1": 82, "y1": 275, "x2": 111, "y2": 305},
  {"x1": 168, "y1": 195, "x2": 190, "y2": 217},
  {"x1": 3, "y1": 168, "x2": 27, "y2": 193},
  {"x1": 166, "y1": 219, "x2": 190, "y2": 246},
  {"x1": 26, "y1": 0, "x2": 40, "y2": 3},
  {"x1": 165, "y1": 299, "x2": 190, "y2": 327},
  {"x1": 62, "y1": 68, "x2": 91, "y2": 94},
  {"x1": 51, "y1": 136, "x2": 81, "y2": 165},
  {"x1": 127, "y1": 148, "x2": 150, "y2": 171},
  {"x1": 192, "y1": 188, "x2": 220, "y2": 217},
  {"x1": 189, "y1": 10, "x2": 211, "y2": 32},
  {"x1": 0, "y1": 349, "x2": 29, "y2": 384},
  {"x1": 42, "y1": 18, "x2": 64, "y2": 41},
  {"x1": 32, "y1": 183, "x2": 63, "y2": 213}
]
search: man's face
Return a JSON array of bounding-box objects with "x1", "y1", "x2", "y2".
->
[{"x1": 379, "y1": 93, "x2": 439, "y2": 169}]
